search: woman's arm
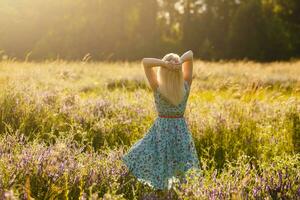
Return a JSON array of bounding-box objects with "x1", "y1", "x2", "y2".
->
[
  {"x1": 180, "y1": 50, "x2": 193, "y2": 86},
  {"x1": 142, "y1": 58, "x2": 165, "y2": 91},
  {"x1": 142, "y1": 58, "x2": 166, "y2": 68},
  {"x1": 142, "y1": 58, "x2": 180, "y2": 91}
]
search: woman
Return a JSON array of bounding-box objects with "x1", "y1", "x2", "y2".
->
[{"x1": 122, "y1": 50, "x2": 200, "y2": 194}]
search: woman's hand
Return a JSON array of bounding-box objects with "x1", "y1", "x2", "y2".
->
[{"x1": 163, "y1": 60, "x2": 182, "y2": 71}]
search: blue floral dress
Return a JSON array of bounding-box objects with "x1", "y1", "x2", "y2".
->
[{"x1": 121, "y1": 81, "x2": 200, "y2": 190}]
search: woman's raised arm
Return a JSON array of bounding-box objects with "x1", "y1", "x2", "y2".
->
[
  {"x1": 142, "y1": 58, "x2": 166, "y2": 68},
  {"x1": 180, "y1": 50, "x2": 193, "y2": 86},
  {"x1": 142, "y1": 58, "x2": 165, "y2": 91},
  {"x1": 142, "y1": 58, "x2": 180, "y2": 91}
]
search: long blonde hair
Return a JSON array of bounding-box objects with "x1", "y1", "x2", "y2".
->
[{"x1": 157, "y1": 53, "x2": 185, "y2": 106}]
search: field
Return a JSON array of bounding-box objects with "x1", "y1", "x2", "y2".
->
[{"x1": 0, "y1": 60, "x2": 299, "y2": 199}]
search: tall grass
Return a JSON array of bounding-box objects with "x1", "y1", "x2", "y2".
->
[{"x1": 0, "y1": 60, "x2": 299, "y2": 199}]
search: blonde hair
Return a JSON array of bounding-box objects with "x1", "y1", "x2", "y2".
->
[{"x1": 157, "y1": 53, "x2": 185, "y2": 106}]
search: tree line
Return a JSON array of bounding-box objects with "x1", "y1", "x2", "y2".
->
[{"x1": 0, "y1": 0, "x2": 299, "y2": 61}]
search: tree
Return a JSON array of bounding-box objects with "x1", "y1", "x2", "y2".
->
[{"x1": 227, "y1": 0, "x2": 291, "y2": 61}]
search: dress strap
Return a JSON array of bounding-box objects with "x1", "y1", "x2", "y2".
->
[
  {"x1": 184, "y1": 80, "x2": 190, "y2": 96},
  {"x1": 185, "y1": 80, "x2": 190, "y2": 89},
  {"x1": 153, "y1": 85, "x2": 159, "y2": 96}
]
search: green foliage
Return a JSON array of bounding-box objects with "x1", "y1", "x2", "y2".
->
[
  {"x1": 228, "y1": 0, "x2": 292, "y2": 61},
  {"x1": 0, "y1": 0, "x2": 300, "y2": 61}
]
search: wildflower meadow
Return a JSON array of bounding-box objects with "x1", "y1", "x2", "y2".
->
[{"x1": 0, "y1": 60, "x2": 299, "y2": 199}]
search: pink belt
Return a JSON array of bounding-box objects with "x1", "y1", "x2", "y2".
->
[{"x1": 158, "y1": 115, "x2": 184, "y2": 118}]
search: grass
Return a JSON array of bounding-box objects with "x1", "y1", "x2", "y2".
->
[{"x1": 0, "y1": 59, "x2": 299, "y2": 199}]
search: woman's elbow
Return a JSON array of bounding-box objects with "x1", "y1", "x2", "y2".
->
[
  {"x1": 142, "y1": 58, "x2": 148, "y2": 64},
  {"x1": 142, "y1": 58, "x2": 150, "y2": 67},
  {"x1": 141, "y1": 58, "x2": 146, "y2": 66}
]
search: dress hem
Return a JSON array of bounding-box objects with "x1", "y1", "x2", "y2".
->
[
  {"x1": 122, "y1": 156, "x2": 171, "y2": 190},
  {"x1": 121, "y1": 155, "x2": 200, "y2": 191}
]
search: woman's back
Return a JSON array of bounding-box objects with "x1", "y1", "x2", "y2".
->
[{"x1": 154, "y1": 81, "x2": 190, "y2": 117}]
